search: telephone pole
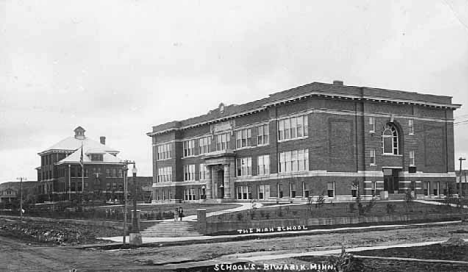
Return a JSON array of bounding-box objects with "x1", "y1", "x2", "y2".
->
[{"x1": 17, "y1": 177, "x2": 27, "y2": 221}]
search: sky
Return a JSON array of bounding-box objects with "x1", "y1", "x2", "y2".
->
[{"x1": 1, "y1": 0, "x2": 468, "y2": 183}]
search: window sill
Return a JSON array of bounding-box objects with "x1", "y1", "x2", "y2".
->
[
  {"x1": 182, "y1": 155, "x2": 199, "y2": 159},
  {"x1": 381, "y1": 154, "x2": 403, "y2": 157},
  {"x1": 156, "y1": 158, "x2": 172, "y2": 162},
  {"x1": 235, "y1": 146, "x2": 255, "y2": 151},
  {"x1": 277, "y1": 136, "x2": 309, "y2": 143},
  {"x1": 369, "y1": 164, "x2": 377, "y2": 167},
  {"x1": 256, "y1": 143, "x2": 269, "y2": 147}
]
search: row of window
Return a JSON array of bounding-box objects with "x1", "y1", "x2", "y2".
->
[
  {"x1": 157, "y1": 167, "x2": 172, "y2": 182},
  {"x1": 169, "y1": 119, "x2": 415, "y2": 162},
  {"x1": 278, "y1": 115, "x2": 308, "y2": 141},
  {"x1": 157, "y1": 143, "x2": 172, "y2": 160}
]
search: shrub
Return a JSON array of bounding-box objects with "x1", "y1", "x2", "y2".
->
[
  {"x1": 404, "y1": 190, "x2": 414, "y2": 213},
  {"x1": 250, "y1": 210, "x2": 256, "y2": 220},
  {"x1": 315, "y1": 193, "x2": 325, "y2": 209},
  {"x1": 365, "y1": 198, "x2": 377, "y2": 214},
  {"x1": 327, "y1": 245, "x2": 364, "y2": 272},
  {"x1": 278, "y1": 207, "x2": 284, "y2": 217},
  {"x1": 265, "y1": 212, "x2": 270, "y2": 220},
  {"x1": 236, "y1": 213, "x2": 244, "y2": 221},
  {"x1": 386, "y1": 203, "x2": 396, "y2": 214},
  {"x1": 348, "y1": 203, "x2": 356, "y2": 214}
]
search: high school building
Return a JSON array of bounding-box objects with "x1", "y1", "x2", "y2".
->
[{"x1": 147, "y1": 81, "x2": 460, "y2": 203}]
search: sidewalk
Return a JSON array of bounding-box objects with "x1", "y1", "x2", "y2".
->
[
  {"x1": 227, "y1": 238, "x2": 468, "y2": 262},
  {"x1": 181, "y1": 202, "x2": 252, "y2": 222},
  {"x1": 99, "y1": 219, "x2": 463, "y2": 245}
]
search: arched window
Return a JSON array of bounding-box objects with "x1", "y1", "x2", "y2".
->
[{"x1": 382, "y1": 123, "x2": 399, "y2": 155}]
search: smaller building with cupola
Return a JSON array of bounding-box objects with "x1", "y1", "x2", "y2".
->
[{"x1": 36, "y1": 126, "x2": 127, "y2": 203}]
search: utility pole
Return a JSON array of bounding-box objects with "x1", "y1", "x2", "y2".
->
[
  {"x1": 459, "y1": 157, "x2": 466, "y2": 197},
  {"x1": 17, "y1": 177, "x2": 27, "y2": 221},
  {"x1": 122, "y1": 163, "x2": 128, "y2": 245},
  {"x1": 121, "y1": 160, "x2": 136, "y2": 245}
]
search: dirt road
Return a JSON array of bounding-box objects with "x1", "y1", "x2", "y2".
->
[
  {"x1": 0, "y1": 236, "x2": 152, "y2": 272},
  {"x1": 1, "y1": 222, "x2": 467, "y2": 271}
]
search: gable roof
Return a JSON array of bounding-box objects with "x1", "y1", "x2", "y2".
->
[{"x1": 56, "y1": 147, "x2": 122, "y2": 165}]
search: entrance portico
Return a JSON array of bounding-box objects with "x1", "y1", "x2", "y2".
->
[{"x1": 204, "y1": 152, "x2": 235, "y2": 200}]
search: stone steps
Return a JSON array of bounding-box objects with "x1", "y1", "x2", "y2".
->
[{"x1": 140, "y1": 220, "x2": 202, "y2": 237}]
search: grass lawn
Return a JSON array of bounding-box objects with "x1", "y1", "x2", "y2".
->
[{"x1": 209, "y1": 201, "x2": 466, "y2": 222}]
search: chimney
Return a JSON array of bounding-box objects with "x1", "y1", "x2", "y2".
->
[
  {"x1": 333, "y1": 80, "x2": 344, "y2": 86},
  {"x1": 100, "y1": 136, "x2": 106, "y2": 145}
]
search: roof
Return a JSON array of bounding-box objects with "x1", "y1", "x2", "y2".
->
[
  {"x1": 0, "y1": 181, "x2": 38, "y2": 191},
  {"x1": 56, "y1": 148, "x2": 123, "y2": 165},
  {"x1": 148, "y1": 81, "x2": 461, "y2": 136},
  {"x1": 39, "y1": 136, "x2": 119, "y2": 155}
]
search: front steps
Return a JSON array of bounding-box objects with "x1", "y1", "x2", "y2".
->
[{"x1": 140, "y1": 220, "x2": 202, "y2": 237}]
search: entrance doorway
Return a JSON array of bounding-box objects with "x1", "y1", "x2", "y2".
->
[
  {"x1": 383, "y1": 169, "x2": 400, "y2": 194},
  {"x1": 217, "y1": 169, "x2": 224, "y2": 199}
]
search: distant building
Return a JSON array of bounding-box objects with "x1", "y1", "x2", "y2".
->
[
  {"x1": 36, "y1": 126, "x2": 128, "y2": 203},
  {"x1": 0, "y1": 181, "x2": 37, "y2": 205},
  {"x1": 456, "y1": 170, "x2": 468, "y2": 196},
  {"x1": 148, "y1": 81, "x2": 460, "y2": 203}
]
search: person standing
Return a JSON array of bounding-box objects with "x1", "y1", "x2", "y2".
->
[
  {"x1": 178, "y1": 207, "x2": 184, "y2": 221},
  {"x1": 174, "y1": 207, "x2": 179, "y2": 221}
]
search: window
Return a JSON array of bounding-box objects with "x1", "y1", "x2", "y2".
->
[
  {"x1": 106, "y1": 169, "x2": 110, "y2": 177},
  {"x1": 423, "y1": 181, "x2": 429, "y2": 196},
  {"x1": 327, "y1": 182, "x2": 335, "y2": 197},
  {"x1": 216, "y1": 133, "x2": 230, "y2": 151},
  {"x1": 409, "y1": 119, "x2": 414, "y2": 135},
  {"x1": 257, "y1": 155, "x2": 270, "y2": 175},
  {"x1": 236, "y1": 128, "x2": 252, "y2": 148},
  {"x1": 236, "y1": 157, "x2": 252, "y2": 176},
  {"x1": 433, "y1": 182, "x2": 439, "y2": 196},
  {"x1": 303, "y1": 182, "x2": 310, "y2": 197},
  {"x1": 351, "y1": 183, "x2": 358, "y2": 197},
  {"x1": 409, "y1": 151, "x2": 415, "y2": 166},
  {"x1": 278, "y1": 149, "x2": 309, "y2": 173},
  {"x1": 183, "y1": 140, "x2": 195, "y2": 157},
  {"x1": 199, "y1": 163, "x2": 208, "y2": 180},
  {"x1": 198, "y1": 137, "x2": 211, "y2": 154},
  {"x1": 290, "y1": 183, "x2": 296, "y2": 198},
  {"x1": 257, "y1": 124, "x2": 269, "y2": 145},
  {"x1": 91, "y1": 154, "x2": 103, "y2": 161},
  {"x1": 185, "y1": 188, "x2": 196, "y2": 200},
  {"x1": 157, "y1": 167, "x2": 172, "y2": 182},
  {"x1": 184, "y1": 164, "x2": 196, "y2": 181},
  {"x1": 278, "y1": 115, "x2": 308, "y2": 141},
  {"x1": 369, "y1": 117, "x2": 375, "y2": 133},
  {"x1": 278, "y1": 184, "x2": 284, "y2": 198},
  {"x1": 370, "y1": 149, "x2": 376, "y2": 165},
  {"x1": 157, "y1": 143, "x2": 172, "y2": 160},
  {"x1": 382, "y1": 123, "x2": 399, "y2": 155},
  {"x1": 258, "y1": 185, "x2": 265, "y2": 199},
  {"x1": 236, "y1": 186, "x2": 251, "y2": 199}
]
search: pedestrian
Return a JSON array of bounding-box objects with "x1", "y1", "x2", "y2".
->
[
  {"x1": 174, "y1": 207, "x2": 179, "y2": 221},
  {"x1": 178, "y1": 207, "x2": 184, "y2": 221}
]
